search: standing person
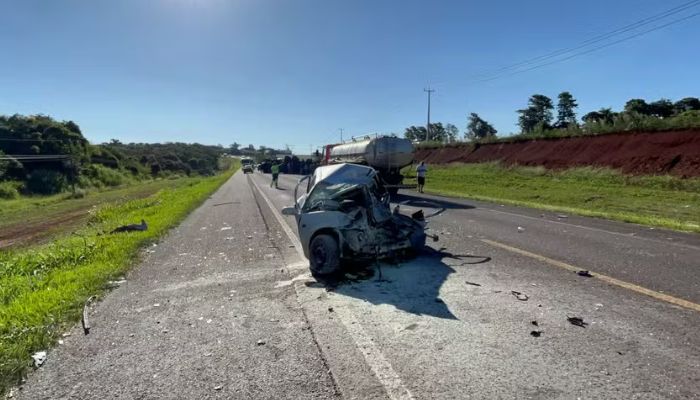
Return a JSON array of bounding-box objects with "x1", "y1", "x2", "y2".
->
[
  {"x1": 270, "y1": 161, "x2": 280, "y2": 188},
  {"x1": 416, "y1": 161, "x2": 427, "y2": 193}
]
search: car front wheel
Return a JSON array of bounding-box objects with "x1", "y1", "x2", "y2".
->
[{"x1": 309, "y1": 234, "x2": 341, "y2": 276}]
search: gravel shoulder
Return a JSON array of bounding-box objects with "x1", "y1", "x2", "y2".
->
[{"x1": 14, "y1": 171, "x2": 337, "y2": 400}]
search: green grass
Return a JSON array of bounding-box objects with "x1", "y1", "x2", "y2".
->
[
  {"x1": 0, "y1": 163, "x2": 238, "y2": 394},
  {"x1": 404, "y1": 162, "x2": 700, "y2": 232},
  {"x1": 0, "y1": 179, "x2": 190, "y2": 228}
]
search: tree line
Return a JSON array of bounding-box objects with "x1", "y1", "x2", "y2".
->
[
  {"x1": 403, "y1": 94, "x2": 700, "y2": 143},
  {"x1": 0, "y1": 114, "x2": 229, "y2": 198}
]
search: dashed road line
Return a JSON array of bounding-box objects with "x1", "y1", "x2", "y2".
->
[{"x1": 482, "y1": 238, "x2": 700, "y2": 312}]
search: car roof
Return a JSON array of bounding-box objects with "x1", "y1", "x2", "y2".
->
[{"x1": 314, "y1": 163, "x2": 376, "y2": 186}]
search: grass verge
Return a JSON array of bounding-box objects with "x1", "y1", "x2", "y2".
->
[
  {"x1": 403, "y1": 162, "x2": 700, "y2": 233},
  {"x1": 0, "y1": 164, "x2": 238, "y2": 394}
]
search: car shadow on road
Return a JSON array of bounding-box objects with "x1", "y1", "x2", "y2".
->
[{"x1": 329, "y1": 249, "x2": 489, "y2": 320}]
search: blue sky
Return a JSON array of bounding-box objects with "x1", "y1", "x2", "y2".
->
[{"x1": 1, "y1": 0, "x2": 699, "y2": 152}]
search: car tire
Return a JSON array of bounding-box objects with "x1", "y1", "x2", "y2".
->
[{"x1": 309, "y1": 234, "x2": 341, "y2": 276}]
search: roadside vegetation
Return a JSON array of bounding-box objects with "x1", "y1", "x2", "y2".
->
[
  {"x1": 0, "y1": 161, "x2": 238, "y2": 394},
  {"x1": 1, "y1": 114, "x2": 228, "y2": 198},
  {"x1": 404, "y1": 94, "x2": 700, "y2": 147},
  {"x1": 404, "y1": 162, "x2": 700, "y2": 233}
]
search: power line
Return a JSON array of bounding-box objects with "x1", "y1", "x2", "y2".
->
[
  {"x1": 473, "y1": 9, "x2": 700, "y2": 84},
  {"x1": 473, "y1": 0, "x2": 700, "y2": 79}
]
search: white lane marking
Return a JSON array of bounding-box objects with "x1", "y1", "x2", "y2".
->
[{"x1": 249, "y1": 173, "x2": 415, "y2": 400}]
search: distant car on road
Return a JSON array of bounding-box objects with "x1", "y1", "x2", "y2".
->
[
  {"x1": 241, "y1": 157, "x2": 254, "y2": 174},
  {"x1": 282, "y1": 163, "x2": 430, "y2": 277}
]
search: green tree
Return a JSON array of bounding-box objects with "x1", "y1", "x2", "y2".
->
[
  {"x1": 404, "y1": 123, "x2": 448, "y2": 142},
  {"x1": 518, "y1": 94, "x2": 554, "y2": 133},
  {"x1": 674, "y1": 97, "x2": 700, "y2": 113},
  {"x1": 404, "y1": 126, "x2": 427, "y2": 141},
  {"x1": 445, "y1": 123, "x2": 459, "y2": 142},
  {"x1": 465, "y1": 113, "x2": 497, "y2": 141},
  {"x1": 624, "y1": 99, "x2": 650, "y2": 115},
  {"x1": 229, "y1": 142, "x2": 241, "y2": 154},
  {"x1": 582, "y1": 108, "x2": 616, "y2": 124},
  {"x1": 556, "y1": 91, "x2": 578, "y2": 128},
  {"x1": 648, "y1": 99, "x2": 675, "y2": 118}
]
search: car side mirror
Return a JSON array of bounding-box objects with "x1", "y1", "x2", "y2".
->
[{"x1": 281, "y1": 207, "x2": 297, "y2": 216}]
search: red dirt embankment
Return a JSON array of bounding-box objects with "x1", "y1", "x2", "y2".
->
[{"x1": 415, "y1": 130, "x2": 700, "y2": 177}]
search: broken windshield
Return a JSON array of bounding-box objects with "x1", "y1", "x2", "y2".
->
[{"x1": 303, "y1": 182, "x2": 366, "y2": 212}]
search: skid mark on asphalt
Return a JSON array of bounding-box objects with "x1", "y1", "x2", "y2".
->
[
  {"x1": 482, "y1": 238, "x2": 700, "y2": 313},
  {"x1": 249, "y1": 174, "x2": 415, "y2": 400}
]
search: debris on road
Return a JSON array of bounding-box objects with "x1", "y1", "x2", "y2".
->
[
  {"x1": 31, "y1": 351, "x2": 47, "y2": 368},
  {"x1": 82, "y1": 295, "x2": 96, "y2": 335},
  {"x1": 557, "y1": 214, "x2": 568, "y2": 219},
  {"x1": 111, "y1": 219, "x2": 148, "y2": 234},
  {"x1": 530, "y1": 330, "x2": 543, "y2": 337},
  {"x1": 577, "y1": 270, "x2": 594, "y2": 277},
  {"x1": 465, "y1": 281, "x2": 481, "y2": 287},
  {"x1": 511, "y1": 291, "x2": 529, "y2": 301},
  {"x1": 567, "y1": 316, "x2": 588, "y2": 328},
  {"x1": 256, "y1": 340, "x2": 266, "y2": 346},
  {"x1": 517, "y1": 226, "x2": 525, "y2": 233},
  {"x1": 106, "y1": 278, "x2": 127, "y2": 289}
]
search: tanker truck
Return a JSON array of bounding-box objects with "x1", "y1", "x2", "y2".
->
[{"x1": 325, "y1": 135, "x2": 416, "y2": 195}]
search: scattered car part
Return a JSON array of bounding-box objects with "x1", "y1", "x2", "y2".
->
[
  {"x1": 82, "y1": 295, "x2": 96, "y2": 335},
  {"x1": 567, "y1": 316, "x2": 588, "y2": 328},
  {"x1": 31, "y1": 351, "x2": 47, "y2": 368},
  {"x1": 511, "y1": 291, "x2": 529, "y2": 301},
  {"x1": 111, "y1": 219, "x2": 148, "y2": 234}
]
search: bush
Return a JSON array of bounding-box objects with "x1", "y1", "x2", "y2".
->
[
  {"x1": 0, "y1": 181, "x2": 20, "y2": 199},
  {"x1": 26, "y1": 169, "x2": 67, "y2": 195},
  {"x1": 84, "y1": 164, "x2": 130, "y2": 187},
  {"x1": 65, "y1": 188, "x2": 89, "y2": 199}
]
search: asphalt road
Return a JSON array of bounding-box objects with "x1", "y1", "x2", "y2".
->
[
  {"x1": 251, "y1": 171, "x2": 700, "y2": 399},
  {"x1": 15, "y1": 170, "x2": 700, "y2": 399}
]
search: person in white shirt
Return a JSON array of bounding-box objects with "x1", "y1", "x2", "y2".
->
[{"x1": 416, "y1": 161, "x2": 427, "y2": 193}]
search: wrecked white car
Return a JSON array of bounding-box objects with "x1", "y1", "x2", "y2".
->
[{"x1": 282, "y1": 163, "x2": 431, "y2": 276}]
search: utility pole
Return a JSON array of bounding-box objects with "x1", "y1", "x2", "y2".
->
[
  {"x1": 424, "y1": 87, "x2": 435, "y2": 142},
  {"x1": 339, "y1": 128, "x2": 344, "y2": 143}
]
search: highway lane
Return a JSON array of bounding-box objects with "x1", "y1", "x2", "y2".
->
[
  {"x1": 274, "y1": 172, "x2": 700, "y2": 305},
  {"x1": 251, "y1": 171, "x2": 700, "y2": 399}
]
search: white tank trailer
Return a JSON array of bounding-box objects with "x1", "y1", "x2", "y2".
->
[{"x1": 329, "y1": 136, "x2": 415, "y2": 194}]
